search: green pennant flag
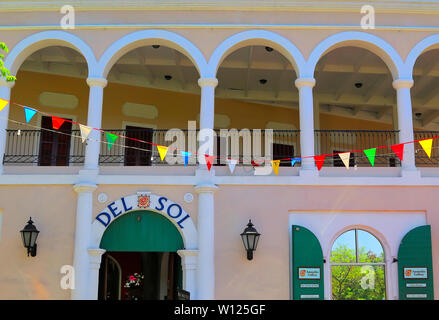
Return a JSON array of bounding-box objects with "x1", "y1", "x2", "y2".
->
[
  {"x1": 105, "y1": 132, "x2": 119, "y2": 151},
  {"x1": 363, "y1": 148, "x2": 376, "y2": 167}
]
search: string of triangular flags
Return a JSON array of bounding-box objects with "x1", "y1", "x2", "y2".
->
[{"x1": 0, "y1": 98, "x2": 437, "y2": 175}]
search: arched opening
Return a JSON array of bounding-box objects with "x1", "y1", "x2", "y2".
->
[
  {"x1": 5, "y1": 44, "x2": 90, "y2": 167},
  {"x1": 411, "y1": 48, "x2": 439, "y2": 166},
  {"x1": 214, "y1": 43, "x2": 300, "y2": 168},
  {"x1": 99, "y1": 42, "x2": 201, "y2": 167},
  {"x1": 98, "y1": 210, "x2": 184, "y2": 300},
  {"x1": 313, "y1": 46, "x2": 400, "y2": 168},
  {"x1": 330, "y1": 228, "x2": 386, "y2": 300}
]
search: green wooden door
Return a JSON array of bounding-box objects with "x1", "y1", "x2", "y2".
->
[
  {"x1": 292, "y1": 225, "x2": 324, "y2": 300},
  {"x1": 398, "y1": 225, "x2": 434, "y2": 300},
  {"x1": 100, "y1": 210, "x2": 184, "y2": 252}
]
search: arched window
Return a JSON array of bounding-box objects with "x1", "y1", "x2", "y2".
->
[{"x1": 330, "y1": 229, "x2": 386, "y2": 300}]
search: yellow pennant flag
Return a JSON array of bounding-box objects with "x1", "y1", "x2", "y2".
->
[
  {"x1": 419, "y1": 139, "x2": 433, "y2": 158},
  {"x1": 338, "y1": 152, "x2": 351, "y2": 169},
  {"x1": 157, "y1": 145, "x2": 168, "y2": 161},
  {"x1": 271, "y1": 160, "x2": 280, "y2": 175},
  {"x1": 79, "y1": 124, "x2": 92, "y2": 143},
  {"x1": 0, "y1": 98, "x2": 9, "y2": 112}
]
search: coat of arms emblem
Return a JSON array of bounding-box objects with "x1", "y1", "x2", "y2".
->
[{"x1": 138, "y1": 194, "x2": 150, "y2": 209}]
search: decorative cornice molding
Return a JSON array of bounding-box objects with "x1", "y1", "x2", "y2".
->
[
  {"x1": 198, "y1": 78, "x2": 218, "y2": 88},
  {"x1": 0, "y1": 79, "x2": 15, "y2": 88},
  {"x1": 392, "y1": 79, "x2": 414, "y2": 89},
  {"x1": 73, "y1": 183, "x2": 97, "y2": 194},
  {"x1": 2, "y1": 1, "x2": 439, "y2": 14},
  {"x1": 295, "y1": 78, "x2": 316, "y2": 89},
  {"x1": 194, "y1": 183, "x2": 218, "y2": 194},
  {"x1": 86, "y1": 77, "x2": 108, "y2": 88}
]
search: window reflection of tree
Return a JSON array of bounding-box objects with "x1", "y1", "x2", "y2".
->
[{"x1": 330, "y1": 229, "x2": 386, "y2": 300}]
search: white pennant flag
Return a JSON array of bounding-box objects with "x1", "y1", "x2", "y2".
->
[
  {"x1": 79, "y1": 124, "x2": 93, "y2": 143},
  {"x1": 338, "y1": 152, "x2": 351, "y2": 169},
  {"x1": 226, "y1": 159, "x2": 238, "y2": 174}
]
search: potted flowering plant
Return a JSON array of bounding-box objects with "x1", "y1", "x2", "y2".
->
[{"x1": 123, "y1": 273, "x2": 144, "y2": 300}]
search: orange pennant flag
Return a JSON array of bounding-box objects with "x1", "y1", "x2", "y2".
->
[
  {"x1": 52, "y1": 116, "x2": 66, "y2": 130},
  {"x1": 205, "y1": 155, "x2": 215, "y2": 171},
  {"x1": 419, "y1": 139, "x2": 433, "y2": 158},
  {"x1": 0, "y1": 98, "x2": 9, "y2": 112},
  {"x1": 391, "y1": 144, "x2": 404, "y2": 161},
  {"x1": 271, "y1": 160, "x2": 280, "y2": 175},
  {"x1": 314, "y1": 155, "x2": 326, "y2": 171}
]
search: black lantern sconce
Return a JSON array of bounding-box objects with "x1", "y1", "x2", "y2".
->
[
  {"x1": 240, "y1": 220, "x2": 261, "y2": 261},
  {"x1": 20, "y1": 217, "x2": 39, "y2": 257}
]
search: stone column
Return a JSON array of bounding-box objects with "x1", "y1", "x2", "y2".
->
[
  {"x1": 71, "y1": 183, "x2": 97, "y2": 300},
  {"x1": 392, "y1": 79, "x2": 416, "y2": 172},
  {"x1": 198, "y1": 78, "x2": 218, "y2": 164},
  {"x1": 194, "y1": 183, "x2": 218, "y2": 299},
  {"x1": 177, "y1": 249, "x2": 199, "y2": 300},
  {"x1": 295, "y1": 78, "x2": 317, "y2": 172},
  {"x1": 87, "y1": 248, "x2": 106, "y2": 300},
  {"x1": 84, "y1": 78, "x2": 107, "y2": 171},
  {"x1": 0, "y1": 79, "x2": 14, "y2": 174}
]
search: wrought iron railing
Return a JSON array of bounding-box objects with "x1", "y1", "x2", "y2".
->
[
  {"x1": 414, "y1": 131, "x2": 439, "y2": 166},
  {"x1": 8, "y1": 128, "x2": 436, "y2": 168},
  {"x1": 314, "y1": 130, "x2": 401, "y2": 167},
  {"x1": 4, "y1": 128, "x2": 301, "y2": 166}
]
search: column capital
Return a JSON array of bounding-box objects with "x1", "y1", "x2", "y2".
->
[
  {"x1": 198, "y1": 78, "x2": 218, "y2": 88},
  {"x1": 194, "y1": 183, "x2": 218, "y2": 194},
  {"x1": 177, "y1": 250, "x2": 199, "y2": 269},
  {"x1": 73, "y1": 183, "x2": 97, "y2": 194},
  {"x1": 0, "y1": 78, "x2": 15, "y2": 88},
  {"x1": 392, "y1": 79, "x2": 414, "y2": 89},
  {"x1": 295, "y1": 77, "x2": 315, "y2": 89},
  {"x1": 88, "y1": 248, "x2": 106, "y2": 266},
  {"x1": 86, "y1": 77, "x2": 108, "y2": 88}
]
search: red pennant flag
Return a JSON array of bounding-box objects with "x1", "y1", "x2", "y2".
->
[
  {"x1": 251, "y1": 160, "x2": 260, "y2": 167},
  {"x1": 314, "y1": 155, "x2": 326, "y2": 171},
  {"x1": 52, "y1": 116, "x2": 66, "y2": 130},
  {"x1": 391, "y1": 144, "x2": 404, "y2": 161},
  {"x1": 205, "y1": 155, "x2": 215, "y2": 171}
]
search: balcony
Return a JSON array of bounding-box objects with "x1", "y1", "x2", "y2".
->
[{"x1": 3, "y1": 129, "x2": 437, "y2": 168}]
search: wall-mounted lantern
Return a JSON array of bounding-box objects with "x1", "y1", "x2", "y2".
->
[
  {"x1": 20, "y1": 217, "x2": 39, "y2": 257},
  {"x1": 240, "y1": 220, "x2": 260, "y2": 261}
]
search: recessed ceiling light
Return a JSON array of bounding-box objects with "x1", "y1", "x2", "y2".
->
[
  {"x1": 259, "y1": 79, "x2": 268, "y2": 84},
  {"x1": 354, "y1": 82, "x2": 363, "y2": 88},
  {"x1": 152, "y1": 45, "x2": 160, "y2": 49},
  {"x1": 265, "y1": 46, "x2": 273, "y2": 52},
  {"x1": 164, "y1": 75, "x2": 172, "y2": 80}
]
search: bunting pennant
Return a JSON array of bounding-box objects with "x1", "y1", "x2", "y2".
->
[
  {"x1": 52, "y1": 116, "x2": 66, "y2": 130},
  {"x1": 79, "y1": 124, "x2": 92, "y2": 143},
  {"x1": 271, "y1": 160, "x2": 280, "y2": 175},
  {"x1": 226, "y1": 159, "x2": 238, "y2": 174},
  {"x1": 181, "y1": 151, "x2": 191, "y2": 166},
  {"x1": 0, "y1": 98, "x2": 9, "y2": 112},
  {"x1": 391, "y1": 144, "x2": 404, "y2": 161},
  {"x1": 363, "y1": 148, "x2": 376, "y2": 167},
  {"x1": 205, "y1": 155, "x2": 215, "y2": 171},
  {"x1": 105, "y1": 132, "x2": 119, "y2": 151},
  {"x1": 291, "y1": 158, "x2": 300, "y2": 167},
  {"x1": 157, "y1": 145, "x2": 168, "y2": 161},
  {"x1": 314, "y1": 155, "x2": 326, "y2": 171},
  {"x1": 419, "y1": 139, "x2": 433, "y2": 158},
  {"x1": 24, "y1": 107, "x2": 37, "y2": 123},
  {"x1": 338, "y1": 152, "x2": 351, "y2": 170}
]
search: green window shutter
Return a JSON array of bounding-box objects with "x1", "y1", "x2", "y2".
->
[
  {"x1": 292, "y1": 225, "x2": 324, "y2": 300},
  {"x1": 398, "y1": 225, "x2": 434, "y2": 300},
  {"x1": 100, "y1": 210, "x2": 184, "y2": 252}
]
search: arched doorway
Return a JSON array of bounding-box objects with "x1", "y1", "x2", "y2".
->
[{"x1": 97, "y1": 210, "x2": 184, "y2": 300}]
